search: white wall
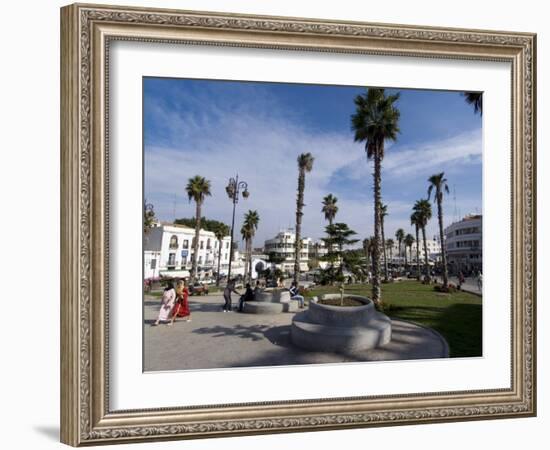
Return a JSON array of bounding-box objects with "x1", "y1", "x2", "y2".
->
[{"x1": 0, "y1": 0, "x2": 546, "y2": 449}]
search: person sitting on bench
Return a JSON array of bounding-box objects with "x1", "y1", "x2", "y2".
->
[
  {"x1": 288, "y1": 281, "x2": 305, "y2": 308},
  {"x1": 238, "y1": 283, "x2": 255, "y2": 312}
]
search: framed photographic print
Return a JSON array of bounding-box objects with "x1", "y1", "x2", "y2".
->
[{"x1": 60, "y1": 3, "x2": 537, "y2": 446}]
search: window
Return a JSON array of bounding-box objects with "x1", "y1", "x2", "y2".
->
[
  {"x1": 182, "y1": 239, "x2": 189, "y2": 249},
  {"x1": 226, "y1": 242, "x2": 229, "y2": 249},
  {"x1": 200, "y1": 240, "x2": 204, "y2": 249},
  {"x1": 198, "y1": 256, "x2": 203, "y2": 264},
  {"x1": 169, "y1": 235, "x2": 178, "y2": 249},
  {"x1": 207, "y1": 238, "x2": 211, "y2": 249},
  {"x1": 168, "y1": 253, "x2": 176, "y2": 266},
  {"x1": 150, "y1": 259, "x2": 156, "y2": 269}
]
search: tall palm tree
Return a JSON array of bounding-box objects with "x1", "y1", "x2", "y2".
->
[
  {"x1": 321, "y1": 194, "x2": 338, "y2": 226},
  {"x1": 186, "y1": 175, "x2": 212, "y2": 281},
  {"x1": 395, "y1": 228, "x2": 405, "y2": 262},
  {"x1": 462, "y1": 92, "x2": 483, "y2": 115},
  {"x1": 410, "y1": 211, "x2": 421, "y2": 280},
  {"x1": 380, "y1": 203, "x2": 389, "y2": 280},
  {"x1": 214, "y1": 223, "x2": 230, "y2": 286},
  {"x1": 404, "y1": 233, "x2": 415, "y2": 269},
  {"x1": 428, "y1": 172, "x2": 450, "y2": 289},
  {"x1": 362, "y1": 238, "x2": 371, "y2": 272},
  {"x1": 294, "y1": 153, "x2": 314, "y2": 283},
  {"x1": 351, "y1": 88, "x2": 400, "y2": 304},
  {"x1": 241, "y1": 210, "x2": 260, "y2": 283},
  {"x1": 413, "y1": 199, "x2": 432, "y2": 281},
  {"x1": 386, "y1": 238, "x2": 394, "y2": 266}
]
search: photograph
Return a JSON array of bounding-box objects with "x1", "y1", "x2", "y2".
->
[{"x1": 142, "y1": 77, "x2": 484, "y2": 372}]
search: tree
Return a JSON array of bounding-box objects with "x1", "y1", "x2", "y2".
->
[
  {"x1": 380, "y1": 203, "x2": 389, "y2": 280},
  {"x1": 321, "y1": 194, "x2": 339, "y2": 226},
  {"x1": 413, "y1": 199, "x2": 432, "y2": 281},
  {"x1": 351, "y1": 88, "x2": 400, "y2": 305},
  {"x1": 294, "y1": 152, "x2": 314, "y2": 283},
  {"x1": 386, "y1": 238, "x2": 394, "y2": 266},
  {"x1": 213, "y1": 223, "x2": 230, "y2": 286},
  {"x1": 241, "y1": 210, "x2": 260, "y2": 282},
  {"x1": 143, "y1": 200, "x2": 156, "y2": 235},
  {"x1": 185, "y1": 175, "x2": 212, "y2": 281},
  {"x1": 410, "y1": 211, "x2": 422, "y2": 280},
  {"x1": 362, "y1": 237, "x2": 371, "y2": 273},
  {"x1": 428, "y1": 172, "x2": 450, "y2": 289},
  {"x1": 321, "y1": 223, "x2": 359, "y2": 284},
  {"x1": 174, "y1": 217, "x2": 229, "y2": 233},
  {"x1": 404, "y1": 233, "x2": 415, "y2": 269},
  {"x1": 395, "y1": 228, "x2": 405, "y2": 262},
  {"x1": 462, "y1": 92, "x2": 482, "y2": 115}
]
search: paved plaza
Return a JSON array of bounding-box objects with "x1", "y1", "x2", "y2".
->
[{"x1": 144, "y1": 292, "x2": 449, "y2": 372}]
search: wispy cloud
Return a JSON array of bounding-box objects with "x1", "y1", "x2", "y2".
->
[{"x1": 145, "y1": 83, "x2": 482, "y2": 247}]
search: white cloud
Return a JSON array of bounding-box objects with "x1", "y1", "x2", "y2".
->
[{"x1": 145, "y1": 88, "x2": 482, "y2": 248}]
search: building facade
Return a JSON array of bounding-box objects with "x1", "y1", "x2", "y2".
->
[
  {"x1": 263, "y1": 230, "x2": 326, "y2": 273},
  {"x1": 444, "y1": 214, "x2": 483, "y2": 274},
  {"x1": 387, "y1": 238, "x2": 441, "y2": 265},
  {"x1": 143, "y1": 223, "x2": 235, "y2": 279}
]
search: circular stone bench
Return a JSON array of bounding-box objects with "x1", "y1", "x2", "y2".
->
[
  {"x1": 242, "y1": 299, "x2": 300, "y2": 314},
  {"x1": 290, "y1": 294, "x2": 391, "y2": 352},
  {"x1": 241, "y1": 289, "x2": 298, "y2": 314}
]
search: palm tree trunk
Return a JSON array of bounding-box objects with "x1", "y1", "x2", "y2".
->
[
  {"x1": 415, "y1": 225, "x2": 421, "y2": 280},
  {"x1": 192, "y1": 202, "x2": 202, "y2": 281},
  {"x1": 248, "y1": 238, "x2": 253, "y2": 282},
  {"x1": 216, "y1": 239, "x2": 222, "y2": 286},
  {"x1": 422, "y1": 225, "x2": 430, "y2": 282},
  {"x1": 294, "y1": 170, "x2": 305, "y2": 284},
  {"x1": 381, "y1": 219, "x2": 388, "y2": 280},
  {"x1": 437, "y1": 195, "x2": 449, "y2": 288},
  {"x1": 372, "y1": 153, "x2": 382, "y2": 304}
]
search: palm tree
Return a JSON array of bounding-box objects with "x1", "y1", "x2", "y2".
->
[
  {"x1": 462, "y1": 92, "x2": 483, "y2": 115},
  {"x1": 395, "y1": 228, "x2": 405, "y2": 262},
  {"x1": 428, "y1": 172, "x2": 450, "y2": 289},
  {"x1": 294, "y1": 153, "x2": 314, "y2": 283},
  {"x1": 321, "y1": 194, "x2": 338, "y2": 226},
  {"x1": 404, "y1": 233, "x2": 415, "y2": 269},
  {"x1": 241, "y1": 210, "x2": 260, "y2": 283},
  {"x1": 386, "y1": 238, "x2": 394, "y2": 266},
  {"x1": 380, "y1": 203, "x2": 389, "y2": 280},
  {"x1": 351, "y1": 88, "x2": 400, "y2": 304},
  {"x1": 410, "y1": 211, "x2": 421, "y2": 280},
  {"x1": 413, "y1": 199, "x2": 432, "y2": 281},
  {"x1": 185, "y1": 175, "x2": 212, "y2": 281},
  {"x1": 214, "y1": 223, "x2": 230, "y2": 286},
  {"x1": 362, "y1": 238, "x2": 371, "y2": 272}
]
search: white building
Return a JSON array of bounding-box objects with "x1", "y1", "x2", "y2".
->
[
  {"x1": 444, "y1": 214, "x2": 482, "y2": 274},
  {"x1": 387, "y1": 237, "x2": 441, "y2": 265},
  {"x1": 263, "y1": 230, "x2": 325, "y2": 273},
  {"x1": 143, "y1": 222, "x2": 236, "y2": 280}
]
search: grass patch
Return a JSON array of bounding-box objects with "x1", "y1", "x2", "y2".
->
[{"x1": 307, "y1": 281, "x2": 482, "y2": 358}]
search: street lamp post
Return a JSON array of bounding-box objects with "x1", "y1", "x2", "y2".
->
[{"x1": 225, "y1": 174, "x2": 249, "y2": 282}]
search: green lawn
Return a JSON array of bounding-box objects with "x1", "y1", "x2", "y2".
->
[{"x1": 307, "y1": 281, "x2": 482, "y2": 358}]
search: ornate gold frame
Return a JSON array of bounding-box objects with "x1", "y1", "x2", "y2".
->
[{"x1": 60, "y1": 3, "x2": 536, "y2": 446}]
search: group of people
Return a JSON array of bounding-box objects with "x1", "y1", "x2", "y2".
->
[
  {"x1": 223, "y1": 279, "x2": 305, "y2": 312},
  {"x1": 153, "y1": 278, "x2": 306, "y2": 326},
  {"x1": 153, "y1": 279, "x2": 192, "y2": 326}
]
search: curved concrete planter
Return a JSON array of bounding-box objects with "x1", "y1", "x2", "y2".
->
[
  {"x1": 242, "y1": 288, "x2": 297, "y2": 314},
  {"x1": 291, "y1": 294, "x2": 391, "y2": 352}
]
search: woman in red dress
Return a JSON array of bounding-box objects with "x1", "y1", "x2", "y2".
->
[{"x1": 170, "y1": 279, "x2": 191, "y2": 324}]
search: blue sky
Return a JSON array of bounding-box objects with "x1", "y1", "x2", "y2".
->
[{"x1": 144, "y1": 77, "x2": 482, "y2": 248}]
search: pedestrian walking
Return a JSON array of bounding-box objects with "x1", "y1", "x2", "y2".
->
[
  {"x1": 223, "y1": 279, "x2": 240, "y2": 312},
  {"x1": 153, "y1": 281, "x2": 176, "y2": 326},
  {"x1": 170, "y1": 279, "x2": 191, "y2": 324}
]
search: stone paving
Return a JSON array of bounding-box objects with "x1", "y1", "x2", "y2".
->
[{"x1": 144, "y1": 292, "x2": 449, "y2": 372}]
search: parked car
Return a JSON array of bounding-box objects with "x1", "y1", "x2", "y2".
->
[{"x1": 189, "y1": 283, "x2": 209, "y2": 296}]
